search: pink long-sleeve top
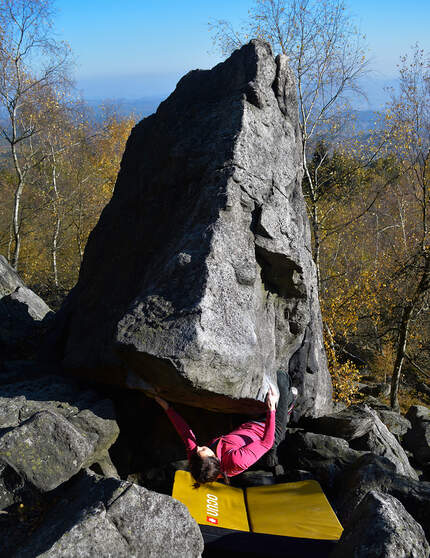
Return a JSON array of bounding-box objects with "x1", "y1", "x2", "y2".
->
[{"x1": 166, "y1": 407, "x2": 275, "y2": 477}]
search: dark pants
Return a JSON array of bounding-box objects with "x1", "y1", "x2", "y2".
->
[
  {"x1": 274, "y1": 369, "x2": 294, "y2": 445},
  {"x1": 264, "y1": 369, "x2": 294, "y2": 467}
]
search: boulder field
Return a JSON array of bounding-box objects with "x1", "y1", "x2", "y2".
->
[{"x1": 1, "y1": 40, "x2": 430, "y2": 557}]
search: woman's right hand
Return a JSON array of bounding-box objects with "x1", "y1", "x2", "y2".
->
[
  {"x1": 266, "y1": 385, "x2": 279, "y2": 411},
  {"x1": 154, "y1": 396, "x2": 169, "y2": 411}
]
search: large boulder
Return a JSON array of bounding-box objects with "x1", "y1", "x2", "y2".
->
[
  {"x1": 0, "y1": 257, "x2": 53, "y2": 359},
  {"x1": 0, "y1": 255, "x2": 25, "y2": 297},
  {"x1": 331, "y1": 491, "x2": 429, "y2": 558},
  {"x1": 363, "y1": 398, "x2": 412, "y2": 438},
  {"x1": 376, "y1": 408, "x2": 411, "y2": 439},
  {"x1": 45, "y1": 40, "x2": 332, "y2": 417},
  {"x1": 348, "y1": 414, "x2": 418, "y2": 480},
  {"x1": 0, "y1": 409, "x2": 96, "y2": 491},
  {"x1": 1, "y1": 470, "x2": 203, "y2": 558},
  {"x1": 403, "y1": 405, "x2": 430, "y2": 465},
  {"x1": 335, "y1": 454, "x2": 430, "y2": 540},
  {"x1": 278, "y1": 430, "x2": 364, "y2": 494},
  {"x1": 0, "y1": 374, "x2": 119, "y2": 496},
  {"x1": 301, "y1": 404, "x2": 377, "y2": 439},
  {"x1": 302, "y1": 404, "x2": 418, "y2": 479}
]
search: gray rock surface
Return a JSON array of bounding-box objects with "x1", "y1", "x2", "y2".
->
[
  {"x1": 47, "y1": 40, "x2": 332, "y2": 417},
  {"x1": 349, "y1": 408, "x2": 417, "y2": 479},
  {"x1": 279, "y1": 430, "x2": 364, "y2": 493},
  {"x1": 6, "y1": 286, "x2": 51, "y2": 321},
  {"x1": 0, "y1": 375, "x2": 119, "y2": 495},
  {"x1": 0, "y1": 410, "x2": 94, "y2": 491},
  {"x1": 364, "y1": 398, "x2": 413, "y2": 438},
  {"x1": 403, "y1": 405, "x2": 430, "y2": 465},
  {"x1": 376, "y1": 408, "x2": 411, "y2": 438},
  {"x1": 407, "y1": 405, "x2": 430, "y2": 423},
  {"x1": 303, "y1": 404, "x2": 418, "y2": 478},
  {"x1": 363, "y1": 396, "x2": 388, "y2": 409},
  {"x1": 335, "y1": 454, "x2": 430, "y2": 540},
  {"x1": 0, "y1": 255, "x2": 25, "y2": 297},
  {"x1": 301, "y1": 404, "x2": 376, "y2": 439},
  {"x1": 0, "y1": 257, "x2": 53, "y2": 359},
  {"x1": 331, "y1": 491, "x2": 430, "y2": 558},
  {"x1": 10, "y1": 470, "x2": 203, "y2": 558},
  {"x1": 359, "y1": 382, "x2": 390, "y2": 398}
]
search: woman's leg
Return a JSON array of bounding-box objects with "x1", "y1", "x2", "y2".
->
[
  {"x1": 274, "y1": 369, "x2": 294, "y2": 447},
  {"x1": 265, "y1": 369, "x2": 295, "y2": 467}
]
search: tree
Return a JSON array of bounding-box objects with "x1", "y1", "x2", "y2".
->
[
  {"x1": 0, "y1": 0, "x2": 72, "y2": 270},
  {"x1": 16, "y1": 104, "x2": 135, "y2": 294},
  {"x1": 35, "y1": 90, "x2": 78, "y2": 288},
  {"x1": 383, "y1": 45, "x2": 430, "y2": 409},
  {"x1": 211, "y1": 0, "x2": 368, "y2": 286},
  {"x1": 324, "y1": 45, "x2": 430, "y2": 409}
]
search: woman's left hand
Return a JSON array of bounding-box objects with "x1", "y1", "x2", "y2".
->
[{"x1": 266, "y1": 386, "x2": 279, "y2": 411}]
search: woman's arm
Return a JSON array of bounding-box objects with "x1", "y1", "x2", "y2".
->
[{"x1": 155, "y1": 397, "x2": 197, "y2": 458}]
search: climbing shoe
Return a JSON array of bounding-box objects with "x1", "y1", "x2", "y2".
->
[{"x1": 288, "y1": 387, "x2": 298, "y2": 415}]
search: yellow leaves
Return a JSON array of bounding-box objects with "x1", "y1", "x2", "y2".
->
[
  {"x1": 1, "y1": 103, "x2": 135, "y2": 290},
  {"x1": 324, "y1": 336, "x2": 362, "y2": 404},
  {"x1": 96, "y1": 113, "x2": 135, "y2": 200},
  {"x1": 19, "y1": 228, "x2": 52, "y2": 287},
  {"x1": 371, "y1": 345, "x2": 395, "y2": 383}
]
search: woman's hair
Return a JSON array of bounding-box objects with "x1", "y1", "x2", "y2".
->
[{"x1": 189, "y1": 453, "x2": 229, "y2": 489}]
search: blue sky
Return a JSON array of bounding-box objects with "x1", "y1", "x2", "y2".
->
[{"x1": 55, "y1": 0, "x2": 430, "y2": 107}]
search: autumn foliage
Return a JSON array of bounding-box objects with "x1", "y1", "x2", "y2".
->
[{"x1": 0, "y1": 103, "x2": 134, "y2": 301}]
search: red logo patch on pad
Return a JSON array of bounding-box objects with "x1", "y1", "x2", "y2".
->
[{"x1": 207, "y1": 516, "x2": 218, "y2": 525}]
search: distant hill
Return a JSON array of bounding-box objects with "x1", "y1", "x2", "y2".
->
[
  {"x1": 85, "y1": 96, "x2": 165, "y2": 120},
  {"x1": 349, "y1": 109, "x2": 382, "y2": 131},
  {"x1": 86, "y1": 97, "x2": 383, "y2": 134},
  {"x1": 0, "y1": 95, "x2": 382, "y2": 149}
]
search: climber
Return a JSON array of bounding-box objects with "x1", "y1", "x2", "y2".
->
[{"x1": 154, "y1": 370, "x2": 297, "y2": 487}]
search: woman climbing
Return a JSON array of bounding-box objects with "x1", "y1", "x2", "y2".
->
[{"x1": 154, "y1": 370, "x2": 297, "y2": 487}]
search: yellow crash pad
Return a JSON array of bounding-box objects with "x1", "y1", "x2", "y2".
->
[
  {"x1": 246, "y1": 480, "x2": 343, "y2": 540},
  {"x1": 172, "y1": 471, "x2": 343, "y2": 541},
  {"x1": 172, "y1": 470, "x2": 249, "y2": 531}
]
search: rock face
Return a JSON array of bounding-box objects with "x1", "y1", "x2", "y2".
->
[
  {"x1": 363, "y1": 398, "x2": 412, "y2": 438},
  {"x1": 275, "y1": 408, "x2": 430, "y2": 548},
  {"x1": 0, "y1": 363, "x2": 203, "y2": 557},
  {"x1": 403, "y1": 405, "x2": 430, "y2": 465},
  {"x1": 0, "y1": 255, "x2": 25, "y2": 297},
  {"x1": 47, "y1": 40, "x2": 332, "y2": 416},
  {"x1": 335, "y1": 454, "x2": 430, "y2": 540},
  {"x1": 331, "y1": 491, "x2": 430, "y2": 558},
  {"x1": 0, "y1": 257, "x2": 53, "y2": 360},
  {"x1": 302, "y1": 404, "x2": 418, "y2": 479},
  {"x1": 2, "y1": 470, "x2": 203, "y2": 558},
  {"x1": 376, "y1": 408, "x2": 411, "y2": 438},
  {"x1": 279, "y1": 430, "x2": 364, "y2": 493},
  {"x1": 0, "y1": 373, "x2": 119, "y2": 497}
]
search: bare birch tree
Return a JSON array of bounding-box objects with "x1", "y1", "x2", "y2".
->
[{"x1": 0, "y1": 0, "x2": 72, "y2": 270}]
